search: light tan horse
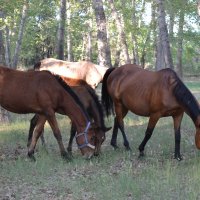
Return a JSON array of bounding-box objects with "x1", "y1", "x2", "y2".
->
[{"x1": 34, "y1": 58, "x2": 108, "y2": 88}]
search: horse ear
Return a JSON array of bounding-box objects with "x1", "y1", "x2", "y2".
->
[{"x1": 103, "y1": 126, "x2": 112, "y2": 132}]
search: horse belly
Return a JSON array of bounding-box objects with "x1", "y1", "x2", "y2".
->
[{"x1": 121, "y1": 94, "x2": 151, "y2": 117}]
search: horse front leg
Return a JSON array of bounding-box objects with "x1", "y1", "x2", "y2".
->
[
  {"x1": 46, "y1": 112, "x2": 71, "y2": 161},
  {"x1": 138, "y1": 114, "x2": 159, "y2": 158},
  {"x1": 173, "y1": 113, "x2": 184, "y2": 161},
  {"x1": 67, "y1": 122, "x2": 76, "y2": 156}
]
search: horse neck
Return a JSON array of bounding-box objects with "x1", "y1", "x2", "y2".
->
[
  {"x1": 54, "y1": 75, "x2": 90, "y2": 132},
  {"x1": 67, "y1": 102, "x2": 89, "y2": 133},
  {"x1": 94, "y1": 65, "x2": 108, "y2": 80}
]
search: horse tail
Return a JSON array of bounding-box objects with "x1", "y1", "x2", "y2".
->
[
  {"x1": 170, "y1": 69, "x2": 200, "y2": 122},
  {"x1": 101, "y1": 67, "x2": 116, "y2": 117},
  {"x1": 34, "y1": 61, "x2": 41, "y2": 70}
]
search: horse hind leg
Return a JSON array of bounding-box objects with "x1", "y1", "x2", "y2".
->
[
  {"x1": 138, "y1": 114, "x2": 159, "y2": 158},
  {"x1": 111, "y1": 103, "x2": 130, "y2": 150},
  {"x1": 27, "y1": 114, "x2": 46, "y2": 147},
  {"x1": 28, "y1": 115, "x2": 46, "y2": 161}
]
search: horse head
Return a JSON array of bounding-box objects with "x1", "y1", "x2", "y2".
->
[{"x1": 85, "y1": 123, "x2": 112, "y2": 156}]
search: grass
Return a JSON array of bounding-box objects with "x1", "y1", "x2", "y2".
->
[{"x1": 0, "y1": 80, "x2": 200, "y2": 200}]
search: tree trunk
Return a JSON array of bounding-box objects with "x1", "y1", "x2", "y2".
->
[
  {"x1": 66, "y1": 1, "x2": 72, "y2": 61},
  {"x1": 5, "y1": 27, "x2": 11, "y2": 66},
  {"x1": 131, "y1": 0, "x2": 140, "y2": 65},
  {"x1": 176, "y1": 8, "x2": 185, "y2": 78},
  {"x1": 12, "y1": 0, "x2": 29, "y2": 69},
  {"x1": 0, "y1": 11, "x2": 10, "y2": 123},
  {"x1": 155, "y1": 0, "x2": 174, "y2": 69},
  {"x1": 92, "y1": 0, "x2": 112, "y2": 67},
  {"x1": 56, "y1": 0, "x2": 66, "y2": 60},
  {"x1": 169, "y1": 11, "x2": 175, "y2": 41},
  {"x1": 198, "y1": 0, "x2": 200, "y2": 16},
  {"x1": 155, "y1": 34, "x2": 165, "y2": 70},
  {"x1": 0, "y1": 20, "x2": 5, "y2": 65},
  {"x1": 108, "y1": 0, "x2": 131, "y2": 64}
]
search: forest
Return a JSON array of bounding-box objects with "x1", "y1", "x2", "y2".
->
[{"x1": 0, "y1": 0, "x2": 199, "y2": 76}]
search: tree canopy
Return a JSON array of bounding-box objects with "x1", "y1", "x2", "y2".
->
[{"x1": 0, "y1": 0, "x2": 199, "y2": 75}]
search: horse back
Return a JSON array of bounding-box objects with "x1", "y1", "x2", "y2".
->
[{"x1": 107, "y1": 64, "x2": 181, "y2": 116}]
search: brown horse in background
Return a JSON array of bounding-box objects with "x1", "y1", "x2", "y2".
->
[
  {"x1": 0, "y1": 65, "x2": 101, "y2": 160},
  {"x1": 28, "y1": 77, "x2": 111, "y2": 156},
  {"x1": 101, "y1": 64, "x2": 200, "y2": 160},
  {"x1": 34, "y1": 58, "x2": 108, "y2": 89}
]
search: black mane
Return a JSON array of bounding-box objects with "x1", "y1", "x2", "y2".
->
[
  {"x1": 173, "y1": 73, "x2": 200, "y2": 122},
  {"x1": 85, "y1": 85, "x2": 106, "y2": 128},
  {"x1": 54, "y1": 75, "x2": 90, "y2": 121}
]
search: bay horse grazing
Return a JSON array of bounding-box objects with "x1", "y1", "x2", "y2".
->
[
  {"x1": 28, "y1": 77, "x2": 111, "y2": 156},
  {"x1": 101, "y1": 64, "x2": 200, "y2": 160},
  {"x1": 34, "y1": 58, "x2": 108, "y2": 89},
  {"x1": 0, "y1": 65, "x2": 101, "y2": 160}
]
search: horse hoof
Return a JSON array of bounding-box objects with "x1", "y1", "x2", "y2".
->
[
  {"x1": 61, "y1": 153, "x2": 72, "y2": 161},
  {"x1": 125, "y1": 146, "x2": 132, "y2": 151},
  {"x1": 111, "y1": 142, "x2": 119, "y2": 150},
  {"x1": 173, "y1": 154, "x2": 183, "y2": 161},
  {"x1": 112, "y1": 145, "x2": 119, "y2": 150},
  {"x1": 27, "y1": 153, "x2": 36, "y2": 162},
  {"x1": 138, "y1": 151, "x2": 145, "y2": 158}
]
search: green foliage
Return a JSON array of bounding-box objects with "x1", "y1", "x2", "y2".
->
[{"x1": 0, "y1": 0, "x2": 199, "y2": 73}]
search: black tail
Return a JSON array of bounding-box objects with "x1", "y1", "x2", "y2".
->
[
  {"x1": 171, "y1": 70, "x2": 200, "y2": 123},
  {"x1": 101, "y1": 68, "x2": 116, "y2": 117},
  {"x1": 34, "y1": 61, "x2": 41, "y2": 70}
]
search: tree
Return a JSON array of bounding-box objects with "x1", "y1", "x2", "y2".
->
[
  {"x1": 108, "y1": 0, "x2": 131, "y2": 64},
  {"x1": 198, "y1": 0, "x2": 200, "y2": 16},
  {"x1": 176, "y1": 2, "x2": 186, "y2": 78},
  {"x1": 155, "y1": 0, "x2": 174, "y2": 70},
  {"x1": 12, "y1": 0, "x2": 29, "y2": 69},
  {"x1": 56, "y1": 0, "x2": 66, "y2": 60},
  {"x1": 66, "y1": 0, "x2": 72, "y2": 61},
  {"x1": 92, "y1": 0, "x2": 112, "y2": 67}
]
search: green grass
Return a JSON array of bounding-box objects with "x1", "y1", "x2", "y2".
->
[{"x1": 0, "y1": 81, "x2": 200, "y2": 199}]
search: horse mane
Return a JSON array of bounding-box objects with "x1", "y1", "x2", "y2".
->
[
  {"x1": 34, "y1": 61, "x2": 41, "y2": 70},
  {"x1": 85, "y1": 85, "x2": 106, "y2": 129},
  {"x1": 101, "y1": 67, "x2": 116, "y2": 117},
  {"x1": 53, "y1": 75, "x2": 90, "y2": 121},
  {"x1": 172, "y1": 70, "x2": 200, "y2": 122}
]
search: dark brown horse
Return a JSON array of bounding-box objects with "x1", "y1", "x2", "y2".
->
[
  {"x1": 0, "y1": 65, "x2": 101, "y2": 160},
  {"x1": 34, "y1": 58, "x2": 108, "y2": 88},
  {"x1": 28, "y1": 77, "x2": 111, "y2": 156},
  {"x1": 101, "y1": 64, "x2": 200, "y2": 160}
]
